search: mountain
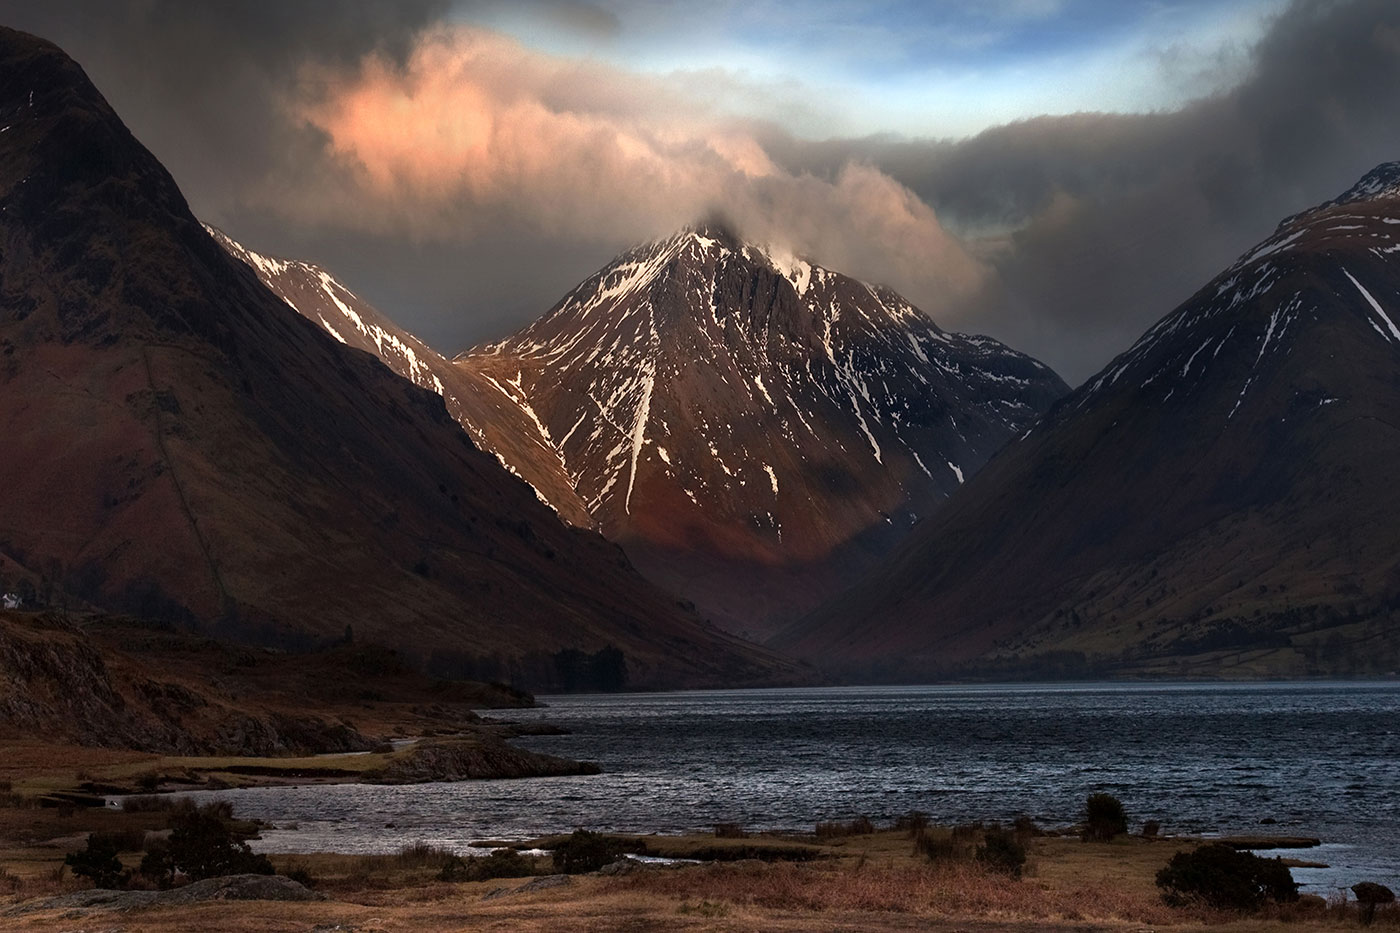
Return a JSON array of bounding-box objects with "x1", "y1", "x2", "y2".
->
[
  {"x1": 216, "y1": 225, "x2": 1067, "y2": 636},
  {"x1": 0, "y1": 27, "x2": 800, "y2": 691},
  {"x1": 777, "y1": 163, "x2": 1400, "y2": 680},
  {"x1": 455, "y1": 227, "x2": 1068, "y2": 634},
  {"x1": 205, "y1": 226, "x2": 596, "y2": 528}
]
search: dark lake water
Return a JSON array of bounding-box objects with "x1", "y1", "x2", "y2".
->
[{"x1": 195, "y1": 682, "x2": 1399, "y2": 894}]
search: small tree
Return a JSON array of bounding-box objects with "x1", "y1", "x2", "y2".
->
[
  {"x1": 1156, "y1": 844, "x2": 1298, "y2": 910},
  {"x1": 140, "y1": 805, "x2": 272, "y2": 887},
  {"x1": 65, "y1": 834, "x2": 128, "y2": 889},
  {"x1": 1082, "y1": 793, "x2": 1128, "y2": 842}
]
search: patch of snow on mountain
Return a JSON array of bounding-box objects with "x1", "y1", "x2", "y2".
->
[{"x1": 1343, "y1": 269, "x2": 1400, "y2": 343}]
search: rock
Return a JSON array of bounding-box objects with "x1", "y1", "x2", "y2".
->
[
  {"x1": 482, "y1": 874, "x2": 572, "y2": 901},
  {"x1": 5, "y1": 874, "x2": 322, "y2": 916},
  {"x1": 516, "y1": 874, "x2": 571, "y2": 894},
  {"x1": 597, "y1": 857, "x2": 648, "y2": 876}
]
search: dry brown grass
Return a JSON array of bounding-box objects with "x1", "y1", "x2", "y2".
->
[{"x1": 618, "y1": 858, "x2": 1185, "y2": 924}]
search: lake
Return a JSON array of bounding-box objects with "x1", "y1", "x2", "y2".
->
[{"x1": 195, "y1": 682, "x2": 1399, "y2": 893}]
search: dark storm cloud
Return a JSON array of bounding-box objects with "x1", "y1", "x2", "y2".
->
[
  {"x1": 760, "y1": 0, "x2": 1400, "y2": 382},
  {"x1": 0, "y1": 1, "x2": 450, "y2": 217}
]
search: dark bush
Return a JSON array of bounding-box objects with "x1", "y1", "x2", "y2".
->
[
  {"x1": 713, "y1": 823, "x2": 747, "y2": 839},
  {"x1": 438, "y1": 848, "x2": 536, "y2": 882},
  {"x1": 65, "y1": 834, "x2": 128, "y2": 889},
  {"x1": 976, "y1": 827, "x2": 1027, "y2": 877},
  {"x1": 1142, "y1": 820, "x2": 1161, "y2": 838},
  {"x1": 552, "y1": 830, "x2": 636, "y2": 874},
  {"x1": 1083, "y1": 793, "x2": 1127, "y2": 842},
  {"x1": 1155, "y1": 844, "x2": 1298, "y2": 910},
  {"x1": 140, "y1": 804, "x2": 272, "y2": 887}
]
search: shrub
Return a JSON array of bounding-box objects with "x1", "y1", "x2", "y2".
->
[
  {"x1": 713, "y1": 823, "x2": 747, "y2": 839},
  {"x1": 65, "y1": 834, "x2": 129, "y2": 889},
  {"x1": 1083, "y1": 794, "x2": 1127, "y2": 842},
  {"x1": 1155, "y1": 844, "x2": 1298, "y2": 910},
  {"x1": 552, "y1": 830, "x2": 630, "y2": 874},
  {"x1": 1012, "y1": 815, "x2": 1042, "y2": 838},
  {"x1": 283, "y1": 863, "x2": 317, "y2": 889},
  {"x1": 976, "y1": 828, "x2": 1027, "y2": 878},
  {"x1": 140, "y1": 805, "x2": 272, "y2": 888},
  {"x1": 1142, "y1": 820, "x2": 1161, "y2": 838},
  {"x1": 438, "y1": 848, "x2": 535, "y2": 882}
]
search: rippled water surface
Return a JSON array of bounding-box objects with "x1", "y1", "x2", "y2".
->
[{"x1": 199, "y1": 682, "x2": 1399, "y2": 892}]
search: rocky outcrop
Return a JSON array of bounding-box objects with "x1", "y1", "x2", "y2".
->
[
  {"x1": 0, "y1": 612, "x2": 372, "y2": 755},
  {"x1": 4, "y1": 874, "x2": 322, "y2": 917}
]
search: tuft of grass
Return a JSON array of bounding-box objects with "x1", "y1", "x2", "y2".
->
[
  {"x1": 815, "y1": 816, "x2": 875, "y2": 839},
  {"x1": 392, "y1": 842, "x2": 458, "y2": 870}
]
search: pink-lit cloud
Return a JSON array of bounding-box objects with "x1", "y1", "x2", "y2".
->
[{"x1": 280, "y1": 25, "x2": 987, "y2": 315}]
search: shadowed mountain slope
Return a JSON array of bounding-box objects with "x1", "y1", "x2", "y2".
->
[{"x1": 778, "y1": 163, "x2": 1400, "y2": 680}]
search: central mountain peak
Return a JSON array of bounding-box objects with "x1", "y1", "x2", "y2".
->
[{"x1": 454, "y1": 224, "x2": 1068, "y2": 634}]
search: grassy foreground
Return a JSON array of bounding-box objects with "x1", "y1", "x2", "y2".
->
[{"x1": 0, "y1": 806, "x2": 1391, "y2": 933}]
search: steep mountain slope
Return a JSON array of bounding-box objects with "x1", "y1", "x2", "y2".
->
[
  {"x1": 206, "y1": 227, "x2": 595, "y2": 528},
  {"x1": 778, "y1": 163, "x2": 1400, "y2": 680},
  {"x1": 0, "y1": 27, "x2": 798, "y2": 691},
  {"x1": 454, "y1": 227, "x2": 1068, "y2": 634}
]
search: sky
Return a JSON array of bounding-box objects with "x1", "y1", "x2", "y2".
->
[{"x1": 5, "y1": 0, "x2": 1400, "y2": 384}]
